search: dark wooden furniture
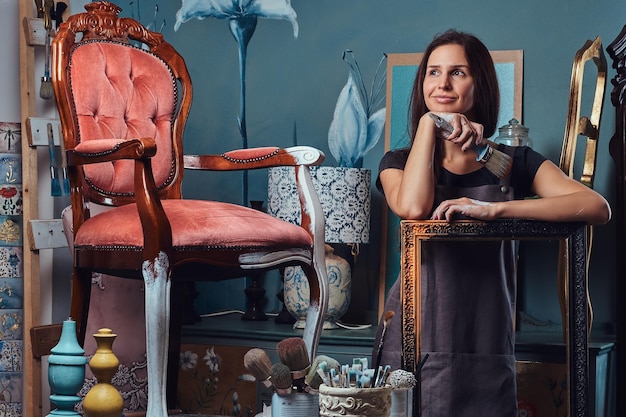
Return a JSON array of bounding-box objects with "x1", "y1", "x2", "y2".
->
[
  {"x1": 400, "y1": 220, "x2": 590, "y2": 417},
  {"x1": 607, "y1": 26, "x2": 626, "y2": 417}
]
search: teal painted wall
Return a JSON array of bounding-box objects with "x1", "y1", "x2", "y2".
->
[{"x1": 74, "y1": 0, "x2": 624, "y2": 334}]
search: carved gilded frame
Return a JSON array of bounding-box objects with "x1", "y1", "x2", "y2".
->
[{"x1": 400, "y1": 219, "x2": 589, "y2": 417}]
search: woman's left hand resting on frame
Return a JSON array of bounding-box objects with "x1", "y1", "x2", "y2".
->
[
  {"x1": 431, "y1": 197, "x2": 497, "y2": 221},
  {"x1": 432, "y1": 158, "x2": 612, "y2": 225}
]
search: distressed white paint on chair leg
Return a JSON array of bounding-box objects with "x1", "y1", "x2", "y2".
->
[
  {"x1": 302, "y1": 262, "x2": 329, "y2": 362},
  {"x1": 143, "y1": 251, "x2": 171, "y2": 417}
]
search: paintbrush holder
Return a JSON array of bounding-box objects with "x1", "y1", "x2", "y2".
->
[
  {"x1": 318, "y1": 384, "x2": 392, "y2": 417},
  {"x1": 271, "y1": 392, "x2": 319, "y2": 417},
  {"x1": 389, "y1": 388, "x2": 413, "y2": 417}
]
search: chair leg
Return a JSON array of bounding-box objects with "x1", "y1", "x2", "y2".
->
[
  {"x1": 167, "y1": 280, "x2": 185, "y2": 410},
  {"x1": 70, "y1": 268, "x2": 92, "y2": 345},
  {"x1": 142, "y1": 251, "x2": 171, "y2": 417},
  {"x1": 301, "y1": 262, "x2": 328, "y2": 363}
]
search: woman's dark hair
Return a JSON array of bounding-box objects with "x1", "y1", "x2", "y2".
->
[{"x1": 408, "y1": 30, "x2": 500, "y2": 141}]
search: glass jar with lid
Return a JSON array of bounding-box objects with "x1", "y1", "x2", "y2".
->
[{"x1": 494, "y1": 118, "x2": 532, "y2": 147}]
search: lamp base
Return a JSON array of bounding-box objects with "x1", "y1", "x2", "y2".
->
[
  {"x1": 283, "y1": 244, "x2": 351, "y2": 330},
  {"x1": 275, "y1": 286, "x2": 297, "y2": 325}
]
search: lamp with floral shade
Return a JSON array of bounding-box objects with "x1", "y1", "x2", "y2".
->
[
  {"x1": 267, "y1": 166, "x2": 370, "y2": 328},
  {"x1": 268, "y1": 51, "x2": 385, "y2": 329}
]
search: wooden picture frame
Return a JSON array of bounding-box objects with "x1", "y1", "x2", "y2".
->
[{"x1": 378, "y1": 50, "x2": 524, "y2": 312}]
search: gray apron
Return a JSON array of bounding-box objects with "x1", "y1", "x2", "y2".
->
[{"x1": 374, "y1": 173, "x2": 518, "y2": 417}]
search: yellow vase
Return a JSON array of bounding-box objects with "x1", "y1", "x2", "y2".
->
[{"x1": 82, "y1": 328, "x2": 124, "y2": 417}]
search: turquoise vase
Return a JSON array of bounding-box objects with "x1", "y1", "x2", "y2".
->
[{"x1": 47, "y1": 319, "x2": 87, "y2": 417}]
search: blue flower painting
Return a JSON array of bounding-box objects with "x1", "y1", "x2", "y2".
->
[
  {"x1": 328, "y1": 51, "x2": 386, "y2": 168},
  {"x1": 174, "y1": 0, "x2": 298, "y2": 205}
]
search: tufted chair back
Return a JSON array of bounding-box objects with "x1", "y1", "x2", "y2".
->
[
  {"x1": 53, "y1": 0, "x2": 189, "y2": 212},
  {"x1": 70, "y1": 42, "x2": 177, "y2": 196}
]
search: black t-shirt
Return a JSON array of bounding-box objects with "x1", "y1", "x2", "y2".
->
[{"x1": 376, "y1": 144, "x2": 547, "y2": 200}]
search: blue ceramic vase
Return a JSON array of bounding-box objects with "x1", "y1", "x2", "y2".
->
[{"x1": 283, "y1": 244, "x2": 351, "y2": 329}]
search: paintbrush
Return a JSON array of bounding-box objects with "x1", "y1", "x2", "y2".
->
[
  {"x1": 415, "y1": 352, "x2": 430, "y2": 375},
  {"x1": 276, "y1": 337, "x2": 311, "y2": 392},
  {"x1": 40, "y1": 0, "x2": 54, "y2": 100},
  {"x1": 269, "y1": 363, "x2": 293, "y2": 396},
  {"x1": 46, "y1": 123, "x2": 62, "y2": 196},
  {"x1": 428, "y1": 113, "x2": 512, "y2": 178},
  {"x1": 305, "y1": 355, "x2": 340, "y2": 390},
  {"x1": 373, "y1": 310, "x2": 395, "y2": 372},
  {"x1": 243, "y1": 348, "x2": 273, "y2": 388},
  {"x1": 375, "y1": 364, "x2": 392, "y2": 387}
]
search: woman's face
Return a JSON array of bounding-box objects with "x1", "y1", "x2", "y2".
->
[{"x1": 423, "y1": 44, "x2": 475, "y2": 115}]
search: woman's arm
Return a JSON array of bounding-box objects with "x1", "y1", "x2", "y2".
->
[
  {"x1": 380, "y1": 114, "x2": 439, "y2": 219},
  {"x1": 431, "y1": 159, "x2": 612, "y2": 225}
]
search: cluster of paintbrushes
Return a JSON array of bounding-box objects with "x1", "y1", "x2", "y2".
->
[
  {"x1": 243, "y1": 336, "x2": 420, "y2": 395},
  {"x1": 314, "y1": 357, "x2": 391, "y2": 389},
  {"x1": 244, "y1": 337, "x2": 316, "y2": 396}
]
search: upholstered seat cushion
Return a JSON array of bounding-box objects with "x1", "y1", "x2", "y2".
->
[{"x1": 74, "y1": 199, "x2": 313, "y2": 251}]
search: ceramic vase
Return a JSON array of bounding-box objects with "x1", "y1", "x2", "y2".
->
[
  {"x1": 318, "y1": 384, "x2": 392, "y2": 417},
  {"x1": 283, "y1": 244, "x2": 351, "y2": 329}
]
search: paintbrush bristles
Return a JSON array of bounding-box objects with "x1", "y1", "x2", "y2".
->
[
  {"x1": 244, "y1": 348, "x2": 273, "y2": 387},
  {"x1": 269, "y1": 363, "x2": 292, "y2": 396},
  {"x1": 382, "y1": 310, "x2": 395, "y2": 324},
  {"x1": 479, "y1": 145, "x2": 512, "y2": 178},
  {"x1": 276, "y1": 337, "x2": 310, "y2": 373},
  {"x1": 40, "y1": 77, "x2": 54, "y2": 100}
]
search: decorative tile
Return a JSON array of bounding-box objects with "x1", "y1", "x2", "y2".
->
[
  {"x1": 0, "y1": 310, "x2": 22, "y2": 341},
  {"x1": 0, "y1": 402, "x2": 21, "y2": 416},
  {"x1": 0, "y1": 341, "x2": 22, "y2": 372},
  {"x1": 0, "y1": 217, "x2": 22, "y2": 247},
  {"x1": 0, "y1": 154, "x2": 21, "y2": 186},
  {"x1": 0, "y1": 186, "x2": 22, "y2": 216},
  {"x1": 0, "y1": 281, "x2": 22, "y2": 310},
  {"x1": 0, "y1": 123, "x2": 21, "y2": 154},
  {"x1": 0, "y1": 124, "x2": 21, "y2": 414},
  {"x1": 0, "y1": 248, "x2": 22, "y2": 278},
  {"x1": 0, "y1": 373, "x2": 22, "y2": 403}
]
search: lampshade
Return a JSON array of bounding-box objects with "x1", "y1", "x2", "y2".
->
[{"x1": 267, "y1": 166, "x2": 371, "y2": 244}]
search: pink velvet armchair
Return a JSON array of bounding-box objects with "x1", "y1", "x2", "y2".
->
[{"x1": 51, "y1": 2, "x2": 329, "y2": 415}]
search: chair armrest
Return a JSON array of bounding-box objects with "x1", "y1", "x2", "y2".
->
[
  {"x1": 183, "y1": 146, "x2": 325, "y2": 171},
  {"x1": 66, "y1": 138, "x2": 157, "y2": 166}
]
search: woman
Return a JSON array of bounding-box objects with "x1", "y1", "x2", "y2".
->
[{"x1": 375, "y1": 30, "x2": 611, "y2": 416}]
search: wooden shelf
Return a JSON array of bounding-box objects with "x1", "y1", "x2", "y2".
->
[{"x1": 182, "y1": 313, "x2": 378, "y2": 349}]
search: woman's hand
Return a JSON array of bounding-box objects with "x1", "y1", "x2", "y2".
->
[
  {"x1": 431, "y1": 197, "x2": 498, "y2": 221},
  {"x1": 432, "y1": 112, "x2": 485, "y2": 152}
]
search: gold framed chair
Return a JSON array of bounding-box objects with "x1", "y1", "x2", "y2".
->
[{"x1": 557, "y1": 36, "x2": 607, "y2": 339}]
